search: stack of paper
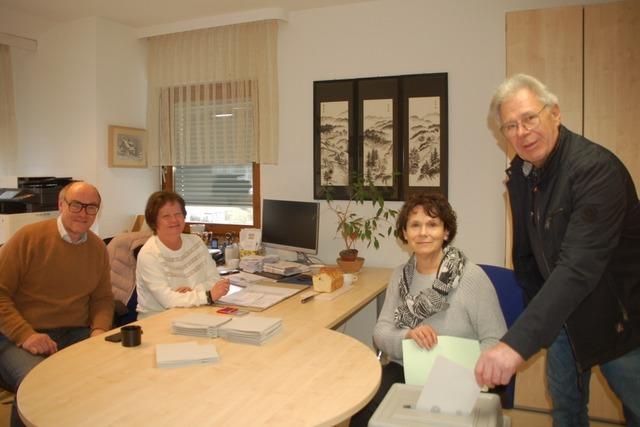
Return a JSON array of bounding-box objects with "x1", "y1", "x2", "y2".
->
[
  {"x1": 171, "y1": 313, "x2": 232, "y2": 338},
  {"x1": 239, "y1": 254, "x2": 279, "y2": 273},
  {"x1": 156, "y1": 341, "x2": 219, "y2": 368},
  {"x1": 218, "y1": 284, "x2": 301, "y2": 309},
  {"x1": 229, "y1": 271, "x2": 275, "y2": 287},
  {"x1": 218, "y1": 315, "x2": 283, "y2": 345},
  {"x1": 263, "y1": 261, "x2": 310, "y2": 276}
]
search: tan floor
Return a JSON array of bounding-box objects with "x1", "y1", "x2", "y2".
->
[{"x1": 504, "y1": 408, "x2": 623, "y2": 427}]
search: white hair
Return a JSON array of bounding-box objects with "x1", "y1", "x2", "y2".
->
[{"x1": 489, "y1": 74, "x2": 559, "y2": 126}]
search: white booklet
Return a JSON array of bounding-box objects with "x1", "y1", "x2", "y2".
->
[
  {"x1": 155, "y1": 341, "x2": 219, "y2": 368},
  {"x1": 218, "y1": 284, "x2": 300, "y2": 309},
  {"x1": 171, "y1": 313, "x2": 232, "y2": 338},
  {"x1": 218, "y1": 315, "x2": 283, "y2": 345}
]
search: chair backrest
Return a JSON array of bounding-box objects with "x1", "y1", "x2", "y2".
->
[
  {"x1": 478, "y1": 264, "x2": 525, "y2": 409},
  {"x1": 478, "y1": 264, "x2": 524, "y2": 328},
  {"x1": 106, "y1": 231, "x2": 151, "y2": 326}
]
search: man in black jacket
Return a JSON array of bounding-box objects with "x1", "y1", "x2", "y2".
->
[{"x1": 475, "y1": 74, "x2": 640, "y2": 426}]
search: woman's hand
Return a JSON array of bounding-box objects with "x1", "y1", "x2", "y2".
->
[
  {"x1": 210, "y1": 278, "x2": 231, "y2": 301},
  {"x1": 174, "y1": 287, "x2": 193, "y2": 293},
  {"x1": 405, "y1": 324, "x2": 438, "y2": 350}
]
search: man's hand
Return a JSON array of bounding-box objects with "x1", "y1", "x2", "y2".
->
[
  {"x1": 210, "y1": 278, "x2": 231, "y2": 301},
  {"x1": 20, "y1": 333, "x2": 58, "y2": 356},
  {"x1": 474, "y1": 342, "x2": 524, "y2": 388},
  {"x1": 405, "y1": 324, "x2": 438, "y2": 350},
  {"x1": 90, "y1": 328, "x2": 107, "y2": 337}
]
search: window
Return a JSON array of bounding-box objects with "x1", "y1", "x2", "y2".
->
[
  {"x1": 163, "y1": 163, "x2": 260, "y2": 232},
  {"x1": 161, "y1": 82, "x2": 261, "y2": 232},
  {"x1": 174, "y1": 164, "x2": 254, "y2": 226}
]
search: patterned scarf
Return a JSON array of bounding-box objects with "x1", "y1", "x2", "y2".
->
[{"x1": 394, "y1": 246, "x2": 467, "y2": 329}]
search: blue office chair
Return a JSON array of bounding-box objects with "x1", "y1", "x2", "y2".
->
[{"x1": 478, "y1": 264, "x2": 525, "y2": 409}]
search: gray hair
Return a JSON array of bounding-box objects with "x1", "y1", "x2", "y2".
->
[{"x1": 489, "y1": 74, "x2": 559, "y2": 126}]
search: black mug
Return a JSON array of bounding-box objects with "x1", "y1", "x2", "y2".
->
[{"x1": 121, "y1": 325, "x2": 142, "y2": 347}]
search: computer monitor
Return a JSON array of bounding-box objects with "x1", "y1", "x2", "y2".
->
[{"x1": 261, "y1": 199, "x2": 320, "y2": 256}]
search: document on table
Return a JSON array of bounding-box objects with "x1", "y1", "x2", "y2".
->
[
  {"x1": 218, "y1": 283, "x2": 300, "y2": 309},
  {"x1": 229, "y1": 271, "x2": 276, "y2": 286},
  {"x1": 314, "y1": 284, "x2": 353, "y2": 301},
  {"x1": 402, "y1": 335, "x2": 480, "y2": 385},
  {"x1": 155, "y1": 341, "x2": 219, "y2": 368}
]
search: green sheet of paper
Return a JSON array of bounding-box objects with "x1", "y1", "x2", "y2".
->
[{"x1": 402, "y1": 335, "x2": 480, "y2": 385}]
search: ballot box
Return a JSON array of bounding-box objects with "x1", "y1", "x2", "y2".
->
[{"x1": 369, "y1": 384, "x2": 510, "y2": 427}]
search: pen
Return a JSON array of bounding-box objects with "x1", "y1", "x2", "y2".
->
[{"x1": 300, "y1": 293, "x2": 316, "y2": 304}]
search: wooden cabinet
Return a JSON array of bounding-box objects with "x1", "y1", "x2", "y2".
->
[{"x1": 505, "y1": 1, "x2": 639, "y2": 423}]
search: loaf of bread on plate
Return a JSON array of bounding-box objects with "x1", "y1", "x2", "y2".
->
[{"x1": 312, "y1": 268, "x2": 344, "y2": 293}]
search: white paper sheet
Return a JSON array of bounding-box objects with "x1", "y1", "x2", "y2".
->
[{"x1": 416, "y1": 355, "x2": 481, "y2": 416}]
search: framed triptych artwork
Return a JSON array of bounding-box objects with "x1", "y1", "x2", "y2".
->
[{"x1": 313, "y1": 73, "x2": 448, "y2": 200}]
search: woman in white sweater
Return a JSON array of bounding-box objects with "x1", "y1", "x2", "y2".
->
[
  {"x1": 136, "y1": 191, "x2": 230, "y2": 318},
  {"x1": 350, "y1": 192, "x2": 507, "y2": 426}
]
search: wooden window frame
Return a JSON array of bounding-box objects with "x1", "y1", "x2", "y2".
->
[{"x1": 162, "y1": 163, "x2": 261, "y2": 238}]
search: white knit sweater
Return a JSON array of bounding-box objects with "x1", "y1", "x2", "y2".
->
[{"x1": 136, "y1": 234, "x2": 220, "y2": 317}]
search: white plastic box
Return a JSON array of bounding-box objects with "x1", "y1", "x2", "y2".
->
[{"x1": 369, "y1": 383, "x2": 511, "y2": 427}]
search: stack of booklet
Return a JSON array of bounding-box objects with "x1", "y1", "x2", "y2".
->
[
  {"x1": 239, "y1": 254, "x2": 280, "y2": 273},
  {"x1": 171, "y1": 313, "x2": 232, "y2": 338},
  {"x1": 218, "y1": 316, "x2": 283, "y2": 345},
  {"x1": 155, "y1": 341, "x2": 219, "y2": 368},
  {"x1": 262, "y1": 261, "x2": 310, "y2": 276}
]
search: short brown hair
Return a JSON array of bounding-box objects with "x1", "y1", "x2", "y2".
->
[
  {"x1": 145, "y1": 191, "x2": 187, "y2": 233},
  {"x1": 395, "y1": 191, "x2": 457, "y2": 246}
]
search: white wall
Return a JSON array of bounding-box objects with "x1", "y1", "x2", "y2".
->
[
  {"x1": 95, "y1": 18, "x2": 157, "y2": 235},
  {"x1": 3, "y1": 12, "x2": 157, "y2": 237},
  {"x1": 265, "y1": 0, "x2": 607, "y2": 270},
  {"x1": 11, "y1": 17, "x2": 99, "y2": 180}
]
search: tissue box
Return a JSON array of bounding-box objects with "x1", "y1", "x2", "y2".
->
[
  {"x1": 312, "y1": 268, "x2": 344, "y2": 293},
  {"x1": 369, "y1": 384, "x2": 509, "y2": 427}
]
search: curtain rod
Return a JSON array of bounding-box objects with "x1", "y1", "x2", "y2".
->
[{"x1": 0, "y1": 32, "x2": 37, "y2": 51}]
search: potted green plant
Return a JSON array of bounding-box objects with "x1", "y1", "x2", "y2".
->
[{"x1": 324, "y1": 176, "x2": 398, "y2": 272}]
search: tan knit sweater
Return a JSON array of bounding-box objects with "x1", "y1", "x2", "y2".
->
[{"x1": 0, "y1": 219, "x2": 114, "y2": 344}]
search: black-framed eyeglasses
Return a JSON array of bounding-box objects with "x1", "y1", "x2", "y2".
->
[
  {"x1": 500, "y1": 104, "x2": 548, "y2": 138},
  {"x1": 65, "y1": 199, "x2": 99, "y2": 215}
]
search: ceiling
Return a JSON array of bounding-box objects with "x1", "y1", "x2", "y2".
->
[{"x1": 0, "y1": 0, "x2": 369, "y2": 28}]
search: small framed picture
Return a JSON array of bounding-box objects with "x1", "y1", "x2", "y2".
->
[{"x1": 108, "y1": 125, "x2": 147, "y2": 168}]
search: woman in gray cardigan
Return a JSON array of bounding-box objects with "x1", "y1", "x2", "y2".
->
[{"x1": 350, "y1": 192, "x2": 506, "y2": 426}]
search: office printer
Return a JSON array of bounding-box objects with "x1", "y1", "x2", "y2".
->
[
  {"x1": 0, "y1": 176, "x2": 73, "y2": 214},
  {"x1": 0, "y1": 177, "x2": 73, "y2": 244}
]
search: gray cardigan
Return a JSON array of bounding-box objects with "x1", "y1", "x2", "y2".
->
[{"x1": 373, "y1": 261, "x2": 507, "y2": 365}]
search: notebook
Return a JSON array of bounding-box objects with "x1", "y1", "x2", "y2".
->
[{"x1": 155, "y1": 341, "x2": 219, "y2": 368}]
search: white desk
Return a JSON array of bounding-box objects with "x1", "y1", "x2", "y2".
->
[{"x1": 17, "y1": 267, "x2": 392, "y2": 426}]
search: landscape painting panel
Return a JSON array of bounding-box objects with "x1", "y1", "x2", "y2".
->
[
  {"x1": 362, "y1": 98, "x2": 393, "y2": 186},
  {"x1": 320, "y1": 101, "x2": 349, "y2": 186},
  {"x1": 408, "y1": 96, "x2": 440, "y2": 187}
]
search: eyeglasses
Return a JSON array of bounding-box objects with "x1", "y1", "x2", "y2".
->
[
  {"x1": 65, "y1": 199, "x2": 99, "y2": 215},
  {"x1": 500, "y1": 104, "x2": 548, "y2": 138}
]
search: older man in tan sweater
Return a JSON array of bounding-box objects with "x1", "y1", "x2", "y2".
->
[{"x1": 0, "y1": 181, "x2": 113, "y2": 426}]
